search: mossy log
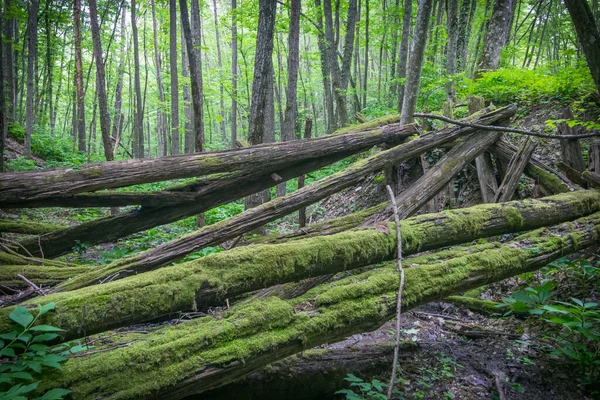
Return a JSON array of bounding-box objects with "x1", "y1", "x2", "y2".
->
[
  {"x1": 0, "y1": 219, "x2": 66, "y2": 234},
  {"x1": 0, "y1": 265, "x2": 90, "y2": 287},
  {"x1": 0, "y1": 251, "x2": 78, "y2": 268},
  {"x1": 53, "y1": 107, "x2": 519, "y2": 288},
  {"x1": 0, "y1": 123, "x2": 417, "y2": 205},
  {"x1": 490, "y1": 139, "x2": 573, "y2": 194},
  {"x1": 333, "y1": 114, "x2": 401, "y2": 134},
  {"x1": 5, "y1": 190, "x2": 600, "y2": 339},
  {"x1": 34, "y1": 213, "x2": 600, "y2": 399},
  {"x1": 445, "y1": 296, "x2": 502, "y2": 315}
]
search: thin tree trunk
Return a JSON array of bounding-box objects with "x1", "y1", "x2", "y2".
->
[
  {"x1": 400, "y1": 0, "x2": 434, "y2": 124},
  {"x1": 131, "y1": 0, "x2": 144, "y2": 158},
  {"x1": 315, "y1": 0, "x2": 335, "y2": 133},
  {"x1": 446, "y1": 0, "x2": 459, "y2": 101},
  {"x1": 24, "y1": 0, "x2": 39, "y2": 156},
  {"x1": 476, "y1": 0, "x2": 516, "y2": 75},
  {"x1": 396, "y1": 0, "x2": 412, "y2": 113},
  {"x1": 212, "y1": 0, "x2": 227, "y2": 145},
  {"x1": 362, "y1": 0, "x2": 369, "y2": 108},
  {"x1": 181, "y1": 23, "x2": 194, "y2": 153},
  {"x1": 231, "y1": 0, "x2": 238, "y2": 149},
  {"x1": 111, "y1": 7, "x2": 127, "y2": 157},
  {"x1": 277, "y1": 0, "x2": 301, "y2": 198}
]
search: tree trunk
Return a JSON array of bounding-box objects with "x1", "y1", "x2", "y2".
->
[
  {"x1": 445, "y1": 0, "x2": 459, "y2": 101},
  {"x1": 564, "y1": 0, "x2": 600, "y2": 94},
  {"x1": 476, "y1": 0, "x2": 516, "y2": 76},
  {"x1": 400, "y1": 0, "x2": 433, "y2": 124},
  {"x1": 168, "y1": 0, "x2": 180, "y2": 155},
  {"x1": 362, "y1": 0, "x2": 369, "y2": 109},
  {"x1": 0, "y1": 123, "x2": 416, "y2": 206},
  {"x1": 245, "y1": 0, "x2": 277, "y2": 215},
  {"x1": 211, "y1": 0, "x2": 227, "y2": 145},
  {"x1": 494, "y1": 137, "x2": 538, "y2": 202},
  {"x1": 20, "y1": 211, "x2": 600, "y2": 399},
  {"x1": 131, "y1": 0, "x2": 144, "y2": 158},
  {"x1": 396, "y1": 0, "x2": 412, "y2": 113},
  {"x1": 111, "y1": 7, "x2": 127, "y2": 158},
  {"x1": 24, "y1": 0, "x2": 39, "y2": 156},
  {"x1": 558, "y1": 107, "x2": 586, "y2": 184},
  {"x1": 186, "y1": 0, "x2": 205, "y2": 153},
  {"x1": 231, "y1": 0, "x2": 238, "y2": 149},
  {"x1": 89, "y1": 0, "x2": 114, "y2": 162},
  {"x1": 490, "y1": 139, "x2": 572, "y2": 195},
  {"x1": 277, "y1": 0, "x2": 301, "y2": 198}
]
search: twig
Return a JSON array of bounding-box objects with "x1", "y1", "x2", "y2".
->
[
  {"x1": 385, "y1": 185, "x2": 405, "y2": 400},
  {"x1": 494, "y1": 371, "x2": 507, "y2": 400},
  {"x1": 17, "y1": 274, "x2": 44, "y2": 295},
  {"x1": 414, "y1": 112, "x2": 600, "y2": 139},
  {"x1": 37, "y1": 236, "x2": 44, "y2": 259}
]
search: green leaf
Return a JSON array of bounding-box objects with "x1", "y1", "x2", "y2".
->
[
  {"x1": 28, "y1": 344, "x2": 49, "y2": 352},
  {"x1": 16, "y1": 332, "x2": 32, "y2": 344},
  {"x1": 9, "y1": 307, "x2": 34, "y2": 328},
  {"x1": 41, "y1": 354, "x2": 68, "y2": 370},
  {"x1": 39, "y1": 388, "x2": 71, "y2": 400},
  {"x1": 9, "y1": 371, "x2": 34, "y2": 381},
  {"x1": 37, "y1": 303, "x2": 55, "y2": 317},
  {"x1": 26, "y1": 361, "x2": 42, "y2": 374},
  {"x1": 343, "y1": 374, "x2": 363, "y2": 383},
  {"x1": 29, "y1": 326, "x2": 64, "y2": 333},
  {"x1": 0, "y1": 347, "x2": 16, "y2": 357},
  {"x1": 32, "y1": 334, "x2": 59, "y2": 343},
  {"x1": 0, "y1": 330, "x2": 18, "y2": 340}
]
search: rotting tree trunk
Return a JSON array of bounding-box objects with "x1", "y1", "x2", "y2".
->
[
  {"x1": 493, "y1": 137, "x2": 538, "y2": 202},
  {"x1": 201, "y1": 342, "x2": 416, "y2": 400},
  {"x1": 558, "y1": 107, "x2": 586, "y2": 185},
  {"x1": 12, "y1": 189, "x2": 600, "y2": 338},
  {"x1": 0, "y1": 124, "x2": 417, "y2": 206},
  {"x1": 0, "y1": 220, "x2": 65, "y2": 235},
  {"x1": 381, "y1": 130, "x2": 503, "y2": 220},
  {"x1": 470, "y1": 96, "x2": 498, "y2": 203},
  {"x1": 30, "y1": 212, "x2": 600, "y2": 399},
  {"x1": 0, "y1": 265, "x2": 90, "y2": 288},
  {"x1": 490, "y1": 139, "x2": 573, "y2": 194},
  {"x1": 45, "y1": 107, "x2": 515, "y2": 277}
]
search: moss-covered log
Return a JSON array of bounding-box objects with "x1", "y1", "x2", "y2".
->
[
  {"x1": 491, "y1": 139, "x2": 574, "y2": 194},
  {"x1": 0, "y1": 251, "x2": 78, "y2": 268},
  {"x1": 52, "y1": 107, "x2": 518, "y2": 288},
  {"x1": 0, "y1": 219, "x2": 66, "y2": 234},
  {"x1": 34, "y1": 212, "x2": 600, "y2": 399},
  {"x1": 6, "y1": 190, "x2": 600, "y2": 339},
  {"x1": 333, "y1": 114, "x2": 401, "y2": 134},
  {"x1": 0, "y1": 123, "x2": 417, "y2": 205},
  {"x1": 445, "y1": 296, "x2": 501, "y2": 315},
  {"x1": 0, "y1": 265, "x2": 90, "y2": 287}
]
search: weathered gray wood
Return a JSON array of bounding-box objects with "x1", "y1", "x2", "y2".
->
[
  {"x1": 490, "y1": 139, "x2": 573, "y2": 194},
  {"x1": 558, "y1": 107, "x2": 587, "y2": 185},
  {"x1": 0, "y1": 124, "x2": 417, "y2": 205},
  {"x1": 493, "y1": 137, "x2": 538, "y2": 202},
  {"x1": 470, "y1": 96, "x2": 499, "y2": 203}
]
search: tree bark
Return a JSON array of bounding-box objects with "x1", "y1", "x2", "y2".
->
[
  {"x1": 445, "y1": 0, "x2": 459, "y2": 101},
  {"x1": 298, "y1": 118, "x2": 312, "y2": 227},
  {"x1": 231, "y1": 0, "x2": 238, "y2": 149},
  {"x1": 494, "y1": 137, "x2": 538, "y2": 202},
  {"x1": 88, "y1": 0, "x2": 114, "y2": 162},
  {"x1": 24, "y1": 211, "x2": 600, "y2": 399},
  {"x1": 396, "y1": 0, "x2": 412, "y2": 113},
  {"x1": 0, "y1": 123, "x2": 416, "y2": 205},
  {"x1": 490, "y1": 139, "x2": 572, "y2": 195},
  {"x1": 563, "y1": 0, "x2": 600, "y2": 94},
  {"x1": 211, "y1": 0, "x2": 227, "y2": 145},
  {"x1": 277, "y1": 0, "x2": 301, "y2": 197},
  {"x1": 476, "y1": 0, "x2": 516, "y2": 76},
  {"x1": 400, "y1": 0, "x2": 433, "y2": 124},
  {"x1": 24, "y1": 0, "x2": 39, "y2": 156},
  {"x1": 558, "y1": 107, "x2": 586, "y2": 184},
  {"x1": 111, "y1": 7, "x2": 127, "y2": 158},
  {"x1": 131, "y1": 0, "x2": 144, "y2": 158}
]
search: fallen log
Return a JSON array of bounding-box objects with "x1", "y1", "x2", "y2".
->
[
  {"x1": 6, "y1": 190, "x2": 600, "y2": 338},
  {"x1": 54, "y1": 106, "x2": 518, "y2": 287},
  {"x1": 582, "y1": 170, "x2": 600, "y2": 187},
  {"x1": 200, "y1": 342, "x2": 417, "y2": 400},
  {"x1": 490, "y1": 139, "x2": 573, "y2": 194},
  {"x1": 16, "y1": 151, "x2": 361, "y2": 258},
  {"x1": 493, "y1": 137, "x2": 538, "y2": 202},
  {"x1": 0, "y1": 251, "x2": 78, "y2": 268},
  {"x1": 558, "y1": 107, "x2": 587, "y2": 185},
  {"x1": 0, "y1": 124, "x2": 417, "y2": 205},
  {"x1": 0, "y1": 265, "x2": 90, "y2": 287},
  {"x1": 36, "y1": 212, "x2": 600, "y2": 399},
  {"x1": 0, "y1": 220, "x2": 66, "y2": 234}
]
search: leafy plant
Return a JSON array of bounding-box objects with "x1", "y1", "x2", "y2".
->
[
  {"x1": 335, "y1": 374, "x2": 391, "y2": 400},
  {"x1": 0, "y1": 303, "x2": 70, "y2": 399}
]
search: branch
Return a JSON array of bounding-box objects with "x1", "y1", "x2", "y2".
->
[{"x1": 414, "y1": 113, "x2": 600, "y2": 139}]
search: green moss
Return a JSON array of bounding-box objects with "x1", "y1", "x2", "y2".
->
[
  {"x1": 332, "y1": 114, "x2": 401, "y2": 134},
  {"x1": 501, "y1": 206, "x2": 523, "y2": 229},
  {"x1": 0, "y1": 220, "x2": 66, "y2": 235},
  {"x1": 446, "y1": 296, "x2": 501, "y2": 315},
  {"x1": 526, "y1": 165, "x2": 570, "y2": 194},
  {"x1": 80, "y1": 167, "x2": 104, "y2": 178}
]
